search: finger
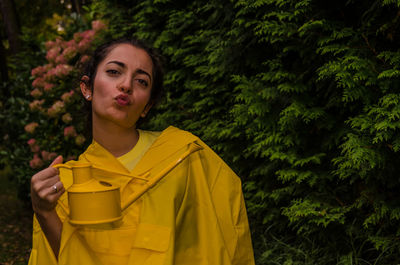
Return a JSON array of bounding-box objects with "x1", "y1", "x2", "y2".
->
[
  {"x1": 34, "y1": 156, "x2": 64, "y2": 181},
  {"x1": 38, "y1": 174, "x2": 61, "y2": 191},
  {"x1": 31, "y1": 156, "x2": 64, "y2": 184},
  {"x1": 40, "y1": 155, "x2": 63, "y2": 181},
  {"x1": 50, "y1": 181, "x2": 64, "y2": 194},
  {"x1": 46, "y1": 182, "x2": 65, "y2": 202},
  {"x1": 31, "y1": 168, "x2": 60, "y2": 187},
  {"x1": 36, "y1": 180, "x2": 63, "y2": 200},
  {"x1": 31, "y1": 156, "x2": 63, "y2": 184},
  {"x1": 50, "y1": 155, "x2": 63, "y2": 167},
  {"x1": 32, "y1": 167, "x2": 59, "y2": 182},
  {"x1": 31, "y1": 171, "x2": 61, "y2": 193}
]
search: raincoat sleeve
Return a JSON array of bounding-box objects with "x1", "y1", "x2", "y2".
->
[
  {"x1": 28, "y1": 214, "x2": 59, "y2": 265},
  {"x1": 29, "y1": 212, "x2": 101, "y2": 265},
  {"x1": 209, "y1": 156, "x2": 255, "y2": 265},
  {"x1": 172, "y1": 141, "x2": 255, "y2": 265},
  {"x1": 28, "y1": 169, "x2": 101, "y2": 265},
  {"x1": 28, "y1": 201, "x2": 70, "y2": 265}
]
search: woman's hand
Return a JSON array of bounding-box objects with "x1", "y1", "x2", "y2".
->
[
  {"x1": 31, "y1": 155, "x2": 65, "y2": 258},
  {"x1": 31, "y1": 155, "x2": 65, "y2": 217}
]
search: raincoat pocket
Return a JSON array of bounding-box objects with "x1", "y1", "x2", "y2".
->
[
  {"x1": 128, "y1": 223, "x2": 171, "y2": 265},
  {"x1": 78, "y1": 225, "x2": 137, "y2": 264}
]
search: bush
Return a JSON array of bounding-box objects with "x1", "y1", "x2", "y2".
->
[{"x1": 2, "y1": 17, "x2": 106, "y2": 201}]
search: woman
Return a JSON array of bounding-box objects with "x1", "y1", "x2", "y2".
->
[{"x1": 29, "y1": 38, "x2": 255, "y2": 265}]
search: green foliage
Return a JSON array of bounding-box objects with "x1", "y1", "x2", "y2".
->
[{"x1": 4, "y1": 0, "x2": 400, "y2": 263}]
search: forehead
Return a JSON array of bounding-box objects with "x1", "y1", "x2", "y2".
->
[{"x1": 101, "y1": 43, "x2": 153, "y2": 73}]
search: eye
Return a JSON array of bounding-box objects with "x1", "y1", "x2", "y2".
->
[
  {"x1": 106, "y1": 69, "x2": 120, "y2": 75},
  {"x1": 136, "y1": 79, "x2": 149, "y2": 87}
]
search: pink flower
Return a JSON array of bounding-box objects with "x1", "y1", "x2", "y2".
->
[
  {"x1": 27, "y1": 138, "x2": 36, "y2": 146},
  {"x1": 39, "y1": 65, "x2": 54, "y2": 83},
  {"x1": 44, "y1": 83, "x2": 55, "y2": 92},
  {"x1": 79, "y1": 55, "x2": 90, "y2": 64},
  {"x1": 44, "y1": 64, "x2": 52, "y2": 70},
  {"x1": 29, "y1": 99, "x2": 44, "y2": 111},
  {"x1": 55, "y1": 54, "x2": 67, "y2": 64},
  {"x1": 64, "y1": 126, "x2": 77, "y2": 138},
  {"x1": 73, "y1": 32, "x2": 83, "y2": 42},
  {"x1": 41, "y1": 150, "x2": 57, "y2": 162},
  {"x1": 30, "y1": 143, "x2": 40, "y2": 153},
  {"x1": 47, "y1": 100, "x2": 65, "y2": 117},
  {"x1": 75, "y1": 134, "x2": 86, "y2": 146},
  {"x1": 77, "y1": 38, "x2": 92, "y2": 53},
  {"x1": 62, "y1": 46, "x2": 78, "y2": 62},
  {"x1": 61, "y1": 90, "x2": 75, "y2": 103},
  {"x1": 91, "y1": 20, "x2": 106, "y2": 32},
  {"x1": 45, "y1": 40, "x2": 56, "y2": 50},
  {"x1": 46, "y1": 47, "x2": 62, "y2": 63},
  {"x1": 31, "y1": 66, "x2": 45, "y2": 77},
  {"x1": 30, "y1": 88, "x2": 43, "y2": 98},
  {"x1": 65, "y1": 39, "x2": 76, "y2": 48},
  {"x1": 55, "y1": 37, "x2": 65, "y2": 48},
  {"x1": 46, "y1": 37, "x2": 65, "y2": 51},
  {"x1": 54, "y1": 64, "x2": 73, "y2": 78},
  {"x1": 76, "y1": 30, "x2": 95, "y2": 53},
  {"x1": 29, "y1": 154, "x2": 44, "y2": 169},
  {"x1": 44, "y1": 70, "x2": 55, "y2": 82},
  {"x1": 27, "y1": 138, "x2": 40, "y2": 152},
  {"x1": 62, "y1": 113, "x2": 72, "y2": 123},
  {"x1": 24, "y1": 122, "x2": 39, "y2": 134},
  {"x1": 32, "y1": 77, "x2": 45, "y2": 89},
  {"x1": 81, "y1": 30, "x2": 95, "y2": 40}
]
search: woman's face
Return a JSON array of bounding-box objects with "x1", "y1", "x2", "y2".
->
[{"x1": 83, "y1": 43, "x2": 154, "y2": 129}]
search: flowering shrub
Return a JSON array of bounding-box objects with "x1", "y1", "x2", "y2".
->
[
  {"x1": 24, "y1": 122, "x2": 39, "y2": 134},
  {"x1": 24, "y1": 20, "x2": 106, "y2": 169}
]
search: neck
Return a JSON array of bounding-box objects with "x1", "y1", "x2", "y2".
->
[{"x1": 92, "y1": 120, "x2": 139, "y2": 157}]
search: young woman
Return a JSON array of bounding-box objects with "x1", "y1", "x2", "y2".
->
[{"x1": 29, "y1": 38, "x2": 255, "y2": 265}]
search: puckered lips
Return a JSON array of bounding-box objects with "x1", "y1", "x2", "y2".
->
[{"x1": 115, "y1": 94, "x2": 130, "y2": 106}]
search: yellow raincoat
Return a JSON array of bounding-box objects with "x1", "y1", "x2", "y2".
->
[{"x1": 29, "y1": 126, "x2": 255, "y2": 265}]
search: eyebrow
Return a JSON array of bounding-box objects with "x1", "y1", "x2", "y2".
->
[{"x1": 106, "y1": 60, "x2": 152, "y2": 81}]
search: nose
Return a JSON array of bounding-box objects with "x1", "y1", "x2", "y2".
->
[{"x1": 117, "y1": 78, "x2": 133, "y2": 94}]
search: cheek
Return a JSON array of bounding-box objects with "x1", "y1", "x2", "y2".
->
[
  {"x1": 93, "y1": 78, "x2": 111, "y2": 99},
  {"x1": 136, "y1": 89, "x2": 152, "y2": 104}
]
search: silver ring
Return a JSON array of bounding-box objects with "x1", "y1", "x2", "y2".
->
[{"x1": 53, "y1": 185, "x2": 58, "y2": 193}]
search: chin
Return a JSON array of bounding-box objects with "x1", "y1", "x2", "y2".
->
[
  {"x1": 93, "y1": 113, "x2": 137, "y2": 129},
  {"x1": 113, "y1": 117, "x2": 138, "y2": 129}
]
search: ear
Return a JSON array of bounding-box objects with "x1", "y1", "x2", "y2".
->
[
  {"x1": 141, "y1": 102, "x2": 154, "y2": 118},
  {"x1": 80, "y1": 75, "x2": 92, "y2": 100}
]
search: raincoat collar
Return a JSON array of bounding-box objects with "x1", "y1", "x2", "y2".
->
[{"x1": 79, "y1": 126, "x2": 198, "y2": 177}]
